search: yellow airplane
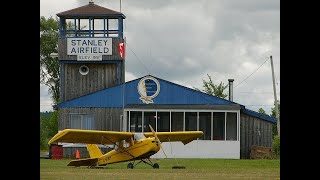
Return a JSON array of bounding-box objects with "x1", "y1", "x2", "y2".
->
[{"x1": 48, "y1": 125, "x2": 203, "y2": 169}]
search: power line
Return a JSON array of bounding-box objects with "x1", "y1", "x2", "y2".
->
[
  {"x1": 234, "y1": 57, "x2": 270, "y2": 89},
  {"x1": 112, "y1": 18, "x2": 151, "y2": 75},
  {"x1": 126, "y1": 41, "x2": 151, "y2": 74}
]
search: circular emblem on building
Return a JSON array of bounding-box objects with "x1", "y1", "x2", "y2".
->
[{"x1": 137, "y1": 76, "x2": 160, "y2": 104}]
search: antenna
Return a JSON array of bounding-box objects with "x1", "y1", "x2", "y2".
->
[{"x1": 120, "y1": 0, "x2": 122, "y2": 12}]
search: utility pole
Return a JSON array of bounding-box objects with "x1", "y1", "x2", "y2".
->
[
  {"x1": 120, "y1": 0, "x2": 122, "y2": 12},
  {"x1": 270, "y1": 56, "x2": 280, "y2": 137}
]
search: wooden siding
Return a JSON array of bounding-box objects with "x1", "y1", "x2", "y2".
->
[
  {"x1": 61, "y1": 63, "x2": 121, "y2": 101},
  {"x1": 58, "y1": 37, "x2": 124, "y2": 60},
  {"x1": 240, "y1": 113, "x2": 273, "y2": 159},
  {"x1": 59, "y1": 108, "x2": 123, "y2": 131}
]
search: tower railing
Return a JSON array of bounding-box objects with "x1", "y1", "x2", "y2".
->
[{"x1": 59, "y1": 29, "x2": 120, "y2": 38}]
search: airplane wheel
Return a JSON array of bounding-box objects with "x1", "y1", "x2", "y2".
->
[
  {"x1": 127, "y1": 163, "x2": 134, "y2": 169},
  {"x1": 153, "y1": 163, "x2": 159, "y2": 169}
]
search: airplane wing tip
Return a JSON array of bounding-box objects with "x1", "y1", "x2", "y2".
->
[{"x1": 47, "y1": 129, "x2": 70, "y2": 145}]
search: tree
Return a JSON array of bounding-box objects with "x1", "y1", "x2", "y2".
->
[
  {"x1": 40, "y1": 116, "x2": 48, "y2": 150},
  {"x1": 40, "y1": 16, "x2": 60, "y2": 104},
  {"x1": 270, "y1": 100, "x2": 280, "y2": 119},
  {"x1": 40, "y1": 111, "x2": 58, "y2": 150},
  {"x1": 40, "y1": 16, "x2": 61, "y2": 150},
  {"x1": 40, "y1": 16, "x2": 85, "y2": 104},
  {"x1": 258, "y1": 108, "x2": 267, "y2": 115},
  {"x1": 270, "y1": 100, "x2": 280, "y2": 138},
  {"x1": 194, "y1": 74, "x2": 228, "y2": 99}
]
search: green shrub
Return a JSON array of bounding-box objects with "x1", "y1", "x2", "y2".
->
[
  {"x1": 40, "y1": 110, "x2": 58, "y2": 150},
  {"x1": 272, "y1": 135, "x2": 280, "y2": 158},
  {"x1": 40, "y1": 127, "x2": 48, "y2": 150}
]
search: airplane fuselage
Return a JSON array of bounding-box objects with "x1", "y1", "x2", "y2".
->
[{"x1": 97, "y1": 137, "x2": 160, "y2": 166}]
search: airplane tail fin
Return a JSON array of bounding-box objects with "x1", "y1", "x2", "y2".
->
[{"x1": 86, "y1": 144, "x2": 103, "y2": 158}]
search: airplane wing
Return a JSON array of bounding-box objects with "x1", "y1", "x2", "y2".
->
[
  {"x1": 144, "y1": 131, "x2": 203, "y2": 145},
  {"x1": 48, "y1": 129, "x2": 134, "y2": 145}
]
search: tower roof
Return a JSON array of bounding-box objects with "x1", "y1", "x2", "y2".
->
[{"x1": 57, "y1": 2, "x2": 126, "y2": 19}]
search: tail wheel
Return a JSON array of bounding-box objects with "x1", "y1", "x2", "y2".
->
[
  {"x1": 153, "y1": 163, "x2": 159, "y2": 169},
  {"x1": 127, "y1": 163, "x2": 134, "y2": 169}
]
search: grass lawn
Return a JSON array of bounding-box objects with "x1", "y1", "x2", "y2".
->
[
  {"x1": 40, "y1": 158, "x2": 280, "y2": 179},
  {"x1": 40, "y1": 150, "x2": 49, "y2": 155}
]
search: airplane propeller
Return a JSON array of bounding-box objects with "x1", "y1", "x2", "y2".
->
[{"x1": 149, "y1": 124, "x2": 168, "y2": 158}]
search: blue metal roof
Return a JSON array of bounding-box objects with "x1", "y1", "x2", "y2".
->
[
  {"x1": 56, "y1": 83, "x2": 125, "y2": 108},
  {"x1": 241, "y1": 108, "x2": 277, "y2": 124},
  {"x1": 55, "y1": 75, "x2": 277, "y2": 123},
  {"x1": 56, "y1": 75, "x2": 237, "y2": 108},
  {"x1": 127, "y1": 76, "x2": 236, "y2": 105}
]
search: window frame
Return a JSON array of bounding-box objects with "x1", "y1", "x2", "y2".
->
[
  {"x1": 69, "y1": 113, "x2": 95, "y2": 130},
  {"x1": 125, "y1": 109, "x2": 240, "y2": 141}
]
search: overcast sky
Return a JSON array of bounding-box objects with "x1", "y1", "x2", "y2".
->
[{"x1": 40, "y1": 0, "x2": 280, "y2": 115}]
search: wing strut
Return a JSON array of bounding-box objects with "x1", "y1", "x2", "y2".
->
[
  {"x1": 168, "y1": 137, "x2": 180, "y2": 166},
  {"x1": 101, "y1": 135, "x2": 136, "y2": 159}
]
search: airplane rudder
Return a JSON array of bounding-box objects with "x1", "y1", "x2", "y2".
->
[{"x1": 87, "y1": 144, "x2": 103, "y2": 158}]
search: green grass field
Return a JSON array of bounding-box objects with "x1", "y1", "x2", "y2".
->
[{"x1": 40, "y1": 158, "x2": 280, "y2": 179}]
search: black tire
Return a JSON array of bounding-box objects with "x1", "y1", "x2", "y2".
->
[
  {"x1": 153, "y1": 163, "x2": 159, "y2": 169},
  {"x1": 127, "y1": 163, "x2": 134, "y2": 169}
]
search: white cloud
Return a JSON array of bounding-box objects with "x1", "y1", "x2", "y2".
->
[
  {"x1": 40, "y1": 84, "x2": 53, "y2": 112},
  {"x1": 125, "y1": 72, "x2": 137, "y2": 82},
  {"x1": 40, "y1": 0, "x2": 80, "y2": 18}
]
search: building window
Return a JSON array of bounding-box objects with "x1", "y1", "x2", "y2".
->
[
  {"x1": 144, "y1": 112, "x2": 156, "y2": 132},
  {"x1": 226, "y1": 112, "x2": 237, "y2": 140},
  {"x1": 185, "y1": 112, "x2": 197, "y2": 131},
  {"x1": 91, "y1": 19, "x2": 104, "y2": 37},
  {"x1": 199, "y1": 112, "x2": 211, "y2": 140},
  {"x1": 213, "y1": 112, "x2": 225, "y2": 140},
  {"x1": 130, "y1": 111, "x2": 142, "y2": 132},
  {"x1": 70, "y1": 114, "x2": 95, "y2": 130},
  {"x1": 126, "y1": 110, "x2": 238, "y2": 141},
  {"x1": 157, "y1": 112, "x2": 170, "y2": 132},
  {"x1": 171, "y1": 112, "x2": 183, "y2": 131}
]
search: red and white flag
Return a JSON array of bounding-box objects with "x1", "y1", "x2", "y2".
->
[{"x1": 118, "y1": 42, "x2": 125, "y2": 59}]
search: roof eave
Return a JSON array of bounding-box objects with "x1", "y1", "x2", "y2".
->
[
  {"x1": 57, "y1": 14, "x2": 126, "y2": 19},
  {"x1": 241, "y1": 108, "x2": 277, "y2": 124}
]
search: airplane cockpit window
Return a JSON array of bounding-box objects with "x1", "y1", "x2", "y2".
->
[{"x1": 134, "y1": 133, "x2": 146, "y2": 141}]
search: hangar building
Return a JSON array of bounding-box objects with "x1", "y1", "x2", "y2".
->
[{"x1": 54, "y1": 2, "x2": 276, "y2": 159}]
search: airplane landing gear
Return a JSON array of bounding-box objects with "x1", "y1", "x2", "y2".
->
[
  {"x1": 128, "y1": 158, "x2": 159, "y2": 169},
  {"x1": 127, "y1": 163, "x2": 134, "y2": 169},
  {"x1": 153, "y1": 163, "x2": 159, "y2": 169}
]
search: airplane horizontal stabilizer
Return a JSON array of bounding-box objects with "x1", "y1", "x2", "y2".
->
[{"x1": 67, "y1": 158, "x2": 99, "y2": 167}]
